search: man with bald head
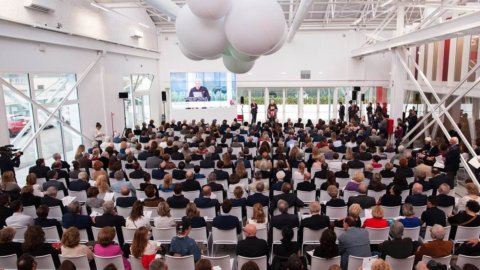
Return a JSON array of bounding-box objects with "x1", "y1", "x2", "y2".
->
[
  {"x1": 405, "y1": 183, "x2": 427, "y2": 206},
  {"x1": 236, "y1": 224, "x2": 268, "y2": 258},
  {"x1": 296, "y1": 172, "x2": 315, "y2": 191},
  {"x1": 115, "y1": 187, "x2": 137, "y2": 208},
  {"x1": 194, "y1": 186, "x2": 220, "y2": 212},
  {"x1": 40, "y1": 186, "x2": 66, "y2": 213},
  {"x1": 182, "y1": 170, "x2": 201, "y2": 192},
  {"x1": 188, "y1": 80, "x2": 210, "y2": 101},
  {"x1": 347, "y1": 183, "x2": 376, "y2": 209}
]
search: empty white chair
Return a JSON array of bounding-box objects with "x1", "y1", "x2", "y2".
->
[
  {"x1": 381, "y1": 205, "x2": 401, "y2": 219},
  {"x1": 347, "y1": 255, "x2": 377, "y2": 270},
  {"x1": 211, "y1": 228, "x2": 238, "y2": 256},
  {"x1": 365, "y1": 227, "x2": 390, "y2": 244},
  {"x1": 48, "y1": 206, "x2": 63, "y2": 221},
  {"x1": 144, "y1": 206, "x2": 159, "y2": 220},
  {"x1": 59, "y1": 255, "x2": 90, "y2": 270},
  {"x1": 166, "y1": 255, "x2": 195, "y2": 270},
  {"x1": 438, "y1": 205, "x2": 454, "y2": 217},
  {"x1": 121, "y1": 227, "x2": 137, "y2": 244},
  {"x1": 326, "y1": 206, "x2": 348, "y2": 220},
  {"x1": 202, "y1": 255, "x2": 232, "y2": 270},
  {"x1": 43, "y1": 226, "x2": 61, "y2": 243},
  {"x1": 319, "y1": 190, "x2": 332, "y2": 202},
  {"x1": 237, "y1": 256, "x2": 267, "y2": 270},
  {"x1": 152, "y1": 227, "x2": 177, "y2": 245},
  {"x1": 311, "y1": 255, "x2": 341, "y2": 270},
  {"x1": 69, "y1": 190, "x2": 87, "y2": 203},
  {"x1": 302, "y1": 228, "x2": 325, "y2": 252},
  {"x1": 183, "y1": 191, "x2": 200, "y2": 202},
  {"x1": 412, "y1": 205, "x2": 427, "y2": 216},
  {"x1": 198, "y1": 206, "x2": 216, "y2": 221},
  {"x1": 297, "y1": 190, "x2": 316, "y2": 203},
  {"x1": 456, "y1": 254, "x2": 480, "y2": 268},
  {"x1": 421, "y1": 255, "x2": 452, "y2": 266},
  {"x1": 385, "y1": 255, "x2": 415, "y2": 270},
  {"x1": 423, "y1": 226, "x2": 451, "y2": 242},
  {"x1": 403, "y1": 226, "x2": 421, "y2": 241},
  {"x1": 367, "y1": 190, "x2": 385, "y2": 203},
  {"x1": 171, "y1": 207, "x2": 186, "y2": 221},
  {"x1": 454, "y1": 226, "x2": 480, "y2": 244},
  {"x1": 0, "y1": 254, "x2": 18, "y2": 270},
  {"x1": 35, "y1": 254, "x2": 56, "y2": 270},
  {"x1": 94, "y1": 254, "x2": 126, "y2": 270},
  {"x1": 23, "y1": 205, "x2": 37, "y2": 217},
  {"x1": 12, "y1": 226, "x2": 27, "y2": 242},
  {"x1": 116, "y1": 206, "x2": 132, "y2": 217}
]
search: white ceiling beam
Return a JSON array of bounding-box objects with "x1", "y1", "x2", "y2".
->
[
  {"x1": 351, "y1": 11, "x2": 480, "y2": 58},
  {"x1": 286, "y1": 0, "x2": 315, "y2": 42},
  {"x1": 143, "y1": 0, "x2": 180, "y2": 18}
]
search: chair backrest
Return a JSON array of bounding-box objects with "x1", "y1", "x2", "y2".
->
[
  {"x1": 403, "y1": 226, "x2": 421, "y2": 241},
  {"x1": 202, "y1": 255, "x2": 231, "y2": 270},
  {"x1": 272, "y1": 227, "x2": 298, "y2": 244},
  {"x1": 237, "y1": 256, "x2": 267, "y2": 270},
  {"x1": 23, "y1": 205, "x2": 37, "y2": 217},
  {"x1": 319, "y1": 189, "x2": 332, "y2": 202},
  {"x1": 94, "y1": 254, "x2": 126, "y2": 270},
  {"x1": 129, "y1": 178, "x2": 143, "y2": 189},
  {"x1": 116, "y1": 206, "x2": 132, "y2": 217},
  {"x1": 48, "y1": 206, "x2": 63, "y2": 221},
  {"x1": 367, "y1": 190, "x2": 385, "y2": 203},
  {"x1": 347, "y1": 255, "x2": 377, "y2": 270},
  {"x1": 92, "y1": 227, "x2": 119, "y2": 243},
  {"x1": 382, "y1": 177, "x2": 394, "y2": 186},
  {"x1": 0, "y1": 254, "x2": 18, "y2": 269},
  {"x1": 183, "y1": 191, "x2": 200, "y2": 202},
  {"x1": 365, "y1": 227, "x2": 390, "y2": 244},
  {"x1": 121, "y1": 226, "x2": 137, "y2": 244},
  {"x1": 311, "y1": 255, "x2": 341, "y2": 270},
  {"x1": 437, "y1": 205, "x2": 454, "y2": 217},
  {"x1": 412, "y1": 205, "x2": 427, "y2": 216},
  {"x1": 144, "y1": 206, "x2": 159, "y2": 220},
  {"x1": 165, "y1": 255, "x2": 195, "y2": 270},
  {"x1": 222, "y1": 206, "x2": 243, "y2": 221},
  {"x1": 297, "y1": 190, "x2": 316, "y2": 203},
  {"x1": 78, "y1": 229, "x2": 89, "y2": 243},
  {"x1": 59, "y1": 255, "x2": 90, "y2": 270},
  {"x1": 198, "y1": 206, "x2": 216, "y2": 221},
  {"x1": 385, "y1": 255, "x2": 415, "y2": 270},
  {"x1": 303, "y1": 228, "x2": 325, "y2": 246},
  {"x1": 381, "y1": 205, "x2": 401, "y2": 219},
  {"x1": 336, "y1": 178, "x2": 350, "y2": 189},
  {"x1": 326, "y1": 206, "x2": 348, "y2": 220},
  {"x1": 12, "y1": 226, "x2": 27, "y2": 242},
  {"x1": 212, "y1": 190, "x2": 224, "y2": 202},
  {"x1": 190, "y1": 227, "x2": 208, "y2": 244},
  {"x1": 246, "y1": 206, "x2": 268, "y2": 220},
  {"x1": 211, "y1": 227, "x2": 238, "y2": 244},
  {"x1": 69, "y1": 190, "x2": 87, "y2": 203},
  {"x1": 454, "y1": 226, "x2": 480, "y2": 243},
  {"x1": 421, "y1": 255, "x2": 452, "y2": 266},
  {"x1": 129, "y1": 255, "x2": 144, "y2": 270},
  {"x1": 35, "y1": 254, "x2": 56, "y2": 270},
  {"x1": 43, "y1": 226, "x2": 61, "y2": 243},
  {"x1": 170, "y1": 207, "x2": 186, "y2": 221},
  {"x1": 400, "y1": 190, "x2": 409, "y2": 203},
  {"x1": 343, "y1": 190, "x2": 359, "y2": 202},
  {"x1": 423, "y1": 226, "x2": 451, "y2": 242},
  {"x1": 456, "y1": 254, "x2": 480, "y2": 269},
  {"x1": 152, "y1": 227, "x2": 177, "y2": 244}
]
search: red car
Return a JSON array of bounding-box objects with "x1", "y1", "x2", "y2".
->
[{"x1": 8, "y1": 115, "x2": 29, "y2": 137}]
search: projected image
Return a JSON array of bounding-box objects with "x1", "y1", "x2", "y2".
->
[{"x1": 170, "y1": 72, "x2": 236, "y2": 109}]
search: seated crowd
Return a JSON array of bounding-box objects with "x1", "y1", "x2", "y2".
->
[{"x1": 0, "y1": 116, "x2": 479, "y2": 270}]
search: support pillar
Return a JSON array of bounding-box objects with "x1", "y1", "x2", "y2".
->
[{"x1": 389, "y1": 49, "x2": 407, "y2": 124}]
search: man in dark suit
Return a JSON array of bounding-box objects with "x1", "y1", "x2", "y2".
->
[
  {"x1": 170, "y1": 146, "x2": 184, "y2": 161},
  {"x1": 62, "y1": 201, "x2": 93, "y2": 239},
  {"x1": 167, "y1": 184, "x2": 190, "y2": 209},
  {"x1": 378, "y1": 221, "x2": 415, "y2": 260},
  {"x1": 271, "y1": 183, "x2": 304, "y2": 214},
  {"x1": 244, "y1": 137, "x2": 257, "y2": 148},
  {"x1": 296, "y1": 172, "x2": 316, "y2": 191},
  {"x1": 429, "y1": 168, "x2": 449, "y2": 196},
  {"x1": 129, "y1": 162, "x2": 148, "y2": 179},
  {"x1": 271, "y1": 199, "x2": 299, "y2": 230},
  {"x1": 237, "y1": 224, "x2": 268, "y2": 258},
  {"x1": 436, "y1": 183, "x2": 455, "y2": 208},
  {"x1": 212, "y1": 199, "x2": 241, "y2": 234},
  {"x1": 421, "y1": 196, "x2": 447, "y2": 227},
  {"x1": 213, "y1": 161, "x2": 229, "y2": 181},
  {"x1": 200, "y1": 153, "x2": 215, "y2": 169},
  {"x1": 250, "y1": 101, "x2": 258, "y2": 124},
  {"x1": 93, "y1": 201, "x2": 126, "y2": 244},
  {"x1": 338, "y1": 101, "x2": 345, "y2": 122},
  {"x1": 194, "y1": 186, "x2": 220, "y2": 212},
  {"x1": 182, "y1": 171, "x2": 201, "y2": 192},
  {"x1": 347, "y1": 184, "x2": 376, "y2": 209},
  {"x1": 357, "y1": 145, "x2": 373, "y2": 161},
  {"x1": 68, "y1": 172, "x2": 90, "y2": 192},
  {"x1": 137, "y1": 147, "x2": 153, "y2": 161},
  {"x1": 444, "y1": 137, "x2": 461, "y2": 188},
  {"x1": 314, "y1": 163, "x2": 330, "y2": 180},
  {"x1": 246, "y1": 182, "x2": 269, "y2": 207},
  {"x1": 347, "y1": 153, "x2": 365, "y2": 169},
  {"x1": 405, "y1": 183, "x2": 427, "y2": 206},
  {"x1": 52, "y1": 153, "x2": 71, "y2": 172},
  {"x1": 29, "y1": 158, "x2": 50, "y2": 179},
  {"x1": 115, "y1": 187, "x2": 137, "y2": 208},
  {"x1": 203, "y1": 172, "x2": 226, "y2": 199},
  {"x1": 34, "y1": 204, "x2": 63, "y2": 237},
  {"x1": 152, "y1": 162, "x2": 168, "y2": 180},
  {"x1": 40, "y1": 187, "x2": 66, "y2": 214},
  {"x1": 335, "y1": 163, "x2": 350, "y2": 179},
  {"x1": 172, "y1": 162, "x2": 187, "y2": 180},
  {"x1": 52, "y1": 160, "x2": 70, "y2": 184},
  {"x1": 298, "y1": 201, "x2": 330, "y2": 244},
  {"x1": 77, "y1": 153, "x2": 92, "y2": 170}
]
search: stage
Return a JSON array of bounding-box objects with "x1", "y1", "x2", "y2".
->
[{"x1": 170, "y1": 105, "x2": 238, "y2": 122}]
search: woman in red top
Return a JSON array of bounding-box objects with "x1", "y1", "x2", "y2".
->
[{"x1": 363, "y1": 205, "x2": 389, "y2": 228}]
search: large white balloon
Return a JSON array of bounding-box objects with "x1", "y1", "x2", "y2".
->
[
  {"x1": 229, "y1": 46, "x2": 259, "y2": 62},
  {"x1": 176, "y1": 5, "x2": 228, "y2": 59},
  {"x1": 179, "y1": 44, "x2": 203, "y2": 61},
  {"x1": 225, "y1": 0, "x2": 286, "y2": 56},
  {"x1": 264, "y1": 25, "x2": 287, "y2": 55},
  {"x1": 223, "y1": 52, "x2": 255, "y2": 74},
  {"x1": 187, "y1": 0, "x2": 232, "y2": 20}
]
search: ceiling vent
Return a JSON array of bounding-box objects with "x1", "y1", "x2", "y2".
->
[{"x1": 24, "y1": 0, "x2": 55, "y2": 13}]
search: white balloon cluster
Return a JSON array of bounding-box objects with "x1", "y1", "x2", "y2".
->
[{"x1": 176, "y1": 0, "x2": 287, "y2": 74}]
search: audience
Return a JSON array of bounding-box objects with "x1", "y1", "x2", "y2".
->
[{"x1": 169, "y1": 218, "x2": 200, "y2": 262}]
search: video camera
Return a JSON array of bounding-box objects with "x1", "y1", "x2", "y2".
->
[{"x1": 0, "y1": 145, "x2": 23, "y2": 161}]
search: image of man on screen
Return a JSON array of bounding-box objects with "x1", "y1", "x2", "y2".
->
[{"x1": 188, "y1": 80, "x2": 210, "y2": 101}]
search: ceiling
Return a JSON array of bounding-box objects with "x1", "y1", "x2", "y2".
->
[{"x1": 93, "y1": 0, "x2": 480, "y2": 32}]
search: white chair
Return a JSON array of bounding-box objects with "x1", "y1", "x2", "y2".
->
[
  {"x1": 400, "y1": 189, "x2": 409, "y2": 203},
  {"x1": 78, "y1": 229, "x2": 89, "y2": 243},
  {"x1": 171, "y1": 207, "x2": 186, "y2": 221},
  {"x1": 202, "y1": 255, "x2": 232, "y2": 270},
  {"x1": 43, "y1": 226, "x2": 61, "y2": 243},
  {"x1": 183, "y1": 191, "x2": 200, "y2": 202},
  {"x1": 190, "y1": 227, "x2": 209, "y2": 246},
  {"x1": 0, "y1": 254, "x2": 17, "y2": 270},
  {"x1": 347, "y1": 255, "x2": 377, "y2": 270},
  {"x1": 94, "y1": 254, "x2": 126, "y2": 270},
  {"x1": 311, "y1": 255, "x2": 341, "y2": 270},
  {"x1": 454, "y1": 226, "x2": 480, "y2": 244},
  {"x1": 222, "y1": 206, "x2": 243, "y2": 221},
  {"x1": 144, "y1": 206, "x2": 159, "y2": 220},
  {"x1": 92, "y1": 227, "x2": 119, "y2": 243},
  {"x1": 302, "y1": 228, "x2": 325, "y2": 252},
  {"x1": 382, "y1": 177, "x2": 394, "y2": 186},
  {"x1": 385, "y1": 255, "x2": 415, "y2": 270},
  {"x1": 12, "y1": 226, "x2": 27, "y2": 242},
  {"x1": 246, "y1": 206, "x2": 268, "y2": 220},
  {"x1": 421, "y1": 255, "x2": 452, "y2": 266},
  {"x1": 129, "y1": 178, "x2": 144, "y2": 189},
  {"x1": 297, "y1": 190, "x2": 316, "y2": 203},
  {"x1": 381, "y1": 205, "x2": 401, "y2": 219},
  {"x1": 438, "y1": 205, "x2": 454, "y2": 216},
  {"x1": 69, "y1": 190, "x2": 87, "y2": 202},
  {"x1": 365, "y1": 227, "x2": 390, "y2": 244},
  {"x1": 423, "y1": 226, "x2": 451, "y2": 242},
  {"x1": 412, "y1": 205, "x2": 427, "y2": 216},
  {"x1": 37, "y1": 177, "x2": 47, "y2": 185},
  {"x1": 343, "y1": 190, "x2": 359, "y2": 202},
  {"x1": 198, "y1": 206, "x2": 216, "y2": 221},
  {"x1": 403, "y1": 226, "x2": 421, "y2": 241},
  {"x1": 59, "y1": 255, "x2": 90, "y2": 270},
  {"x1": 165, "y1": 255, "x2": 195, "y2": 270},
  {"x1": 23, "y1": 205, "x2": 37, "y2": 217},
  {"x1": 406, "y1": 177, "x2": 415, "y2": 184},
  {"x1": 367, "y1": 190, "x2": 385, "y2": 202},
  {"x1": 237, "y1": 255, "x2": 267, "y2": 270},
  {"x1": 334, "y1": 227, "x2": 345, "y2": 242},
  {"x1": 336, "y1": 178, "x2": 350, "y2": 189},
  {"x1": 129, "y1": 255, "x2": 144, "y2": 270},
  {"x1": 35, "y1": 254, "x2": 56, "y2": 270},
  {"x1": 212, "y1": 190, "x2": 224, "y2": 202},
  {"x1": 272, "y1": 227, "x2": 298, "y2": 245},
  {"x1": 319, "y1": 190, "x2": 332, "y2": 202},
  {"x1": 152, "y1": 227, "x2": 177, "y2": 245},
  {"x1": 211, "y1": 228, "x2": 238, "y2": 256},
  {"x1": 326, "y1": 206, "x2": 347, "y2": 220},
  {"x1": 456, "y1": 254, "x2": 480, "y2": 269},
  {"x1": 121, "y1": 226, "x2": 137, "y2": 244},
  {"x1": 48, "y1": 206, "x2": 63, "y2": 221},
  {"x1": 116, "y1": 207, "x2": 132, "y2": 217}
]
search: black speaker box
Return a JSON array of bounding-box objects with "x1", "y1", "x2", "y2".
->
[
  {"x1": 162, "y1": 92, "x2": 167, "y2": 102},
  {"x1": 118, "y1": 92, "x2": 129, "y2": 99},
  {"x1": 361, "y1": 94, "x2": 365, "y2": 101},
  {"x1": 240, "y1": 96, "x2": 244, "y2": 104},
  {"x1": 353, "y1": 86, "x2": 361, "y2": 91},
  {"x1": 352, "y1": 91, "x2": 358, "y2": 101}
]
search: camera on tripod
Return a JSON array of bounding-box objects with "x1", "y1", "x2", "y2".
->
[{"x1": 0, "y1": 145, "x2": 23, "y2": 161}]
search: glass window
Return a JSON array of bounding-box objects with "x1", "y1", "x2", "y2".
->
[
  {"x1": 319, "y1": 88, "x2": 332, "y2": 119},
  {"x1": 132, "y1": 74, "x2": 154, "y2": 92},
  {"x1": 303, "y1": 88, "x2": 318, "y2": 122},
  {"x1": 123, "y1": 74, "x2": 154, "y2": 128},
  {"x1": 142, "y1": 95, "x2": 151, "y2": 122},
  {"x1": 468, "y1": 35, "x2": 479, "y2": 82},
  {"x1": 285, "y1": 88, "x2": 299, "y2": 121},
  {"x1": 32, "y1": 74, "x2": 78, "y2": 102}
]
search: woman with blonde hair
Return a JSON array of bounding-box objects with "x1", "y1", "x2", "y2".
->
[
  {"x1": 370, "y1": 259, "x2": 392, "y2": 270},
  {"x1": 235, "y1": 162, "x2": 248, "y2": 179},
  {"x1": 159, "y1": 174, "x2": 174, "y2": 192},
  {"x1": 363, "y1": 205, "x2": 388, "y2": 228},
  {"x1": 1, "y1": 171, "x2": 20, "y2": 192},
  {"x1": 154, "y1": 202, "x2": 175, "y2": 228},
  {"x1": 26, "y1": 173, "x2": 44, "y2": 197},
  {"x1": 92, "y1": 160, "x2": 107, "y2": 181},
  {"x1": 247, "y1": 203, "x2": 267, "y2": 229},
  {"x1": 74, "y1": 144, "x2": 85, "y2": 160},
  {"x1": 126, "y1": 201, "x2": 151, "y2": 230},
  {"x1": 95, "y1": 175, "x2": 111, "y2": 195},
  {"x1": 344, "y1": 171, "x2": 364, "y2": 191},
  {"x1": 61, "y1": 227, "x2": 93, "y2": 261},
  {"x1": 458, "y1": 182, "x2": 480, "y2": 211},
  {"x1": 343, "y1": 147, "x2": 354, "y2": 161},
  {"x1": 335, "y1": 203, "x2": 362, "y2": 228},
  {"x1": 185, "y1": 202, "x2": 207, "y2": 228},
  {"x1": 293, "y1": 162, "x2": 307, "y2": 182},
  {"x1": 222, "y1": 152, "x2": 233, "y2": 169},
  {"x1": 130, "y1": 226, "x2": 159, "y2": 267}
]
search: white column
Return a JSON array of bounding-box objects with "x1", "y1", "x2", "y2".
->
[
  {"x1": 0, "y1": 84, "x2": 11, "y2": 145},
  {"x1": 396, "y1": 3, "x2": 405, "y2": 37},
  {"x1": 448, "y1": 38, "x2": 457, "y2": 82},
  {"x1": 265, "y1": 87, "x2": 269, "y2": 120},
  {"x1": 299, "y1": 87, "x2": 304, "y2": 120},
  {"x1": 390, "y1": 49, "x2": 407, "y2": 123},
  {"x1": 332, "y1": 87, "x2": 338, "y2": 121}
]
